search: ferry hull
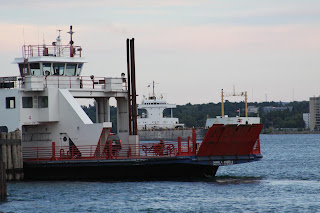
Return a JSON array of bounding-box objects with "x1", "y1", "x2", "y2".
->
[
  {"x1": 23, "y1": 154, "x2": 262, "y2": 180},
  {"x1": 24, "y1": 159, "x2": 218, "y2": 180}
]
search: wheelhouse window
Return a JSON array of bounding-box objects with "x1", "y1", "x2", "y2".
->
[
  {"x1": 65, "y1": 63, "x2": 77, "y2": 76},
  {"x1": 6, "y1": 97, "x2": 15, "y2": 109},
  {"x1": 53, "y1": 63, "x2": 65, "y2": 76},
  {"x1": 22, "y1": 97, "x2": 33, "y2": 108},
  {"x1": 30, "y1": 63, "x2": 41, "y2": 76},
  {"x1": 43, "y1": 63, "x2": 51, "y2": 76},
  {"x1": 77, "y1": 63, "x2": 83, "y2": 76},
  {"x1": 38, "y1": 96, "x2": 48, "y2": 108},
  {"x1": 19, "y1": 64, "x2": 29, "y2": 76}
]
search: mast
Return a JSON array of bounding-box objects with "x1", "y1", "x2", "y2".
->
[
  {"x1": 221, "y1": 89, "x2": 224, "y2": 116},
  {"x1": 152, "y1": 81, "x2": 155, "y2": 98},
  {"x1": 245, "y1": 91, "x2": 248, "y2": 117},
  {"x1": 67, "y1": 25, "x2": 75, "y2": 57},
  {"x1": 56, "y1": 29, "x2": 62, "y2": 57}
]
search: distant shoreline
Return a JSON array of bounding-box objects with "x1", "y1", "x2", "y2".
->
[{"x1": 262, "y1": 130, "x2": 320, "y2": 135}]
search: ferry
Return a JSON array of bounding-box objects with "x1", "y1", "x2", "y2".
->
[{"x1": 0, "y1": 26, "x2": 263, "y2": 180}]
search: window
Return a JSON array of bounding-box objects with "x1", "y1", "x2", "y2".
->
[
  {"x1": 22, "y1": 97, "x2": 33, "y2": 108},
  {"x1": 77, "y1": 64, "x2": 83, "y2": 76},
  {"x1": 43, "y1": 63, "x2": 51, "y2": 76},
  {"x1": 53, "y1": 63, "x2": 65, "y2": 76},
  {"x1": 19, "y1": 64, "x2": 29, "y2": 76},
  {"x1": 30, "y1": 63, "x2": 41, "y2": 76},
  {"x1": 6, "y1": 97, "x2": 15, "y2": 109},
  {"x1": 38, "y1": 96, "x2": 48, "y2": 108},
  {"x1": 65, "y1": 63, "x2": 77, "y2": 76}
]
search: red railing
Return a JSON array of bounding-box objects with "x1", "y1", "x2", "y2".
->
[
  {"x1": 22, "y1": 137, "x2": 260, "y2": 162},
  {"x1": 23, "y1": 139, "x2": 200, "y2": 162}
]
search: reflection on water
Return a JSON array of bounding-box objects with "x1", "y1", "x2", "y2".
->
[{"x1": 213, "y1": 176, "x2": 262, "y2": 185}]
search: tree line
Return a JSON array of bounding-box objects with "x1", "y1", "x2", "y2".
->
[{"x1": 82, "y1": 101, "x2": 309, "y2": 132}]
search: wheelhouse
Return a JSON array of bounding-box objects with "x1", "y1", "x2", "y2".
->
[{"x1": 17, "y1": 61, "x2": 84, "y2": 77}]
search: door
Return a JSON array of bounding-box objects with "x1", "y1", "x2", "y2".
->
[{"x1": 60, "y1": 133, "x2": 69, "y2": 147}]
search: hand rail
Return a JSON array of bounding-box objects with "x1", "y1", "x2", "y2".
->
[{"x1": 22, "y1": 140, "x2": 194, "y2": 162}]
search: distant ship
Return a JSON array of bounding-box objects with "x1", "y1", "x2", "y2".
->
[
  {"x1": 205, "y1": 88, "x2": 261, "y2": 127},
  {"x1": 137, "y1": 81, "x2": 205, "y2": 141}
]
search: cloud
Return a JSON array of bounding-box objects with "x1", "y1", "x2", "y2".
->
[
  {"x1": 0, "y1": 0, "x2": 203, "y2": 9},
  {"x1": 77, "y1": 22, "x2": 320, "y2": 53},
  {"x1": 1, "y1": 20, "x2": 319, "y2": 58}
]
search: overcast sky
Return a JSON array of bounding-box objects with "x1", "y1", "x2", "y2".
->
[{"x1": 0, "y1": 0, "x2": 319, "y2": 105}]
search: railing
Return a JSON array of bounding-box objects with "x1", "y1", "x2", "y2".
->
[
  {"x1": 22, "y1": 45, "x2": 82, "y2": 58},
  {"x1": 23, "y1": 139, "x2": 200, "y2": 162},
  {"x1": 0, "y1": 76, "x2": 127, "y2": 91},
  {"x1": 43, "y1": 76, "x2": 111, "y2": 90},
  {"x1": 22, "y1": 136, "x2": 260, "y2": 162}
]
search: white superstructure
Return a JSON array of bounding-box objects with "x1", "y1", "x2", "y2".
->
[
  {"x1": 205, "y1": 115, "x2": 260, "y2": 128},
  {"x1": 0, "y1": 26, "x2": 137, "y2": 157},
  {"x1": 137, "y1": 82, "x2": 184, "y2": 130}
]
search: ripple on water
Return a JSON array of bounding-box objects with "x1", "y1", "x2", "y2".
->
[{"x1": 1, "y1": 135, "x2": 320, "y2": 212}]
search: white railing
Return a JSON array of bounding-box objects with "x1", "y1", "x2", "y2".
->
[{"x1": 0, "y1": 76, "x2": 127, "y2": 91}]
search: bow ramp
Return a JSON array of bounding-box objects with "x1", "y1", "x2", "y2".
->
[{"x1": 197, "y1": 124, "x2": 263, "y2": 157}]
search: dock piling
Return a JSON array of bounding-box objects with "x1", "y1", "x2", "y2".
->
[
  {"x1": 0, "y1": 131, "x2": 23, "y2": 181},
  {"x1": 0, "y1": 161, "x2": 7, "y2": 200}
]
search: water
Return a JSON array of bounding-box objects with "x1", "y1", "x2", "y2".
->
[{"x1": 1, "y1": 134, "x2": 320, "y2": 212}]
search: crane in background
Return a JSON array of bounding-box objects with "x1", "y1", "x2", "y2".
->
[{"x1": 221, "y1": 86, "x2": 248, "y2": 117}]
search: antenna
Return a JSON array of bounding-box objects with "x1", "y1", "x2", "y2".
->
[
  {"x1": 293, "y1": 88, "x2": 295, "y2": 102},
  {"x1": 148, "y1": 81, "x2": 159, "y2": 98},
  {"x1": 37, "y1": 26, "x2": 39, "y2": 46},
  {"x1": 251, "y1": 88, "x2": 253, "y2": 102},
  {"x1": 22, "y1": 27, "x2": 25, "y2": 46}
]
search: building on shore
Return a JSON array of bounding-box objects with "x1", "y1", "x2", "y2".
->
[
  {"x1": 262, "y1": 106, "x2": 293, "y2": 113},
  {"x1": 303, "y1": 113, "x2": 310, "y2": 129},
  {"x1": 309, "y1": 96, "x2": 320, "y2": 130},
  {"x1": 247, "y1": 106, "x2": 259, "y2": 114}
]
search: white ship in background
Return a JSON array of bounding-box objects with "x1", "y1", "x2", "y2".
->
[
  {"x1": 137, "y1": 81, "x2": 184, "y2": 130},
  {"x1": 137, "y1": 82, "x2": 206, "y2": 141}
]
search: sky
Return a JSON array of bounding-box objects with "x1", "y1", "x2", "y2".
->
[{"x1": 0, "y1": 0, "x2": 319, "y2": 105}]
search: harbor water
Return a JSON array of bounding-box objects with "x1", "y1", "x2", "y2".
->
[{"x1": 1, "y1": 134, "x2": 320, "y2": 212}]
